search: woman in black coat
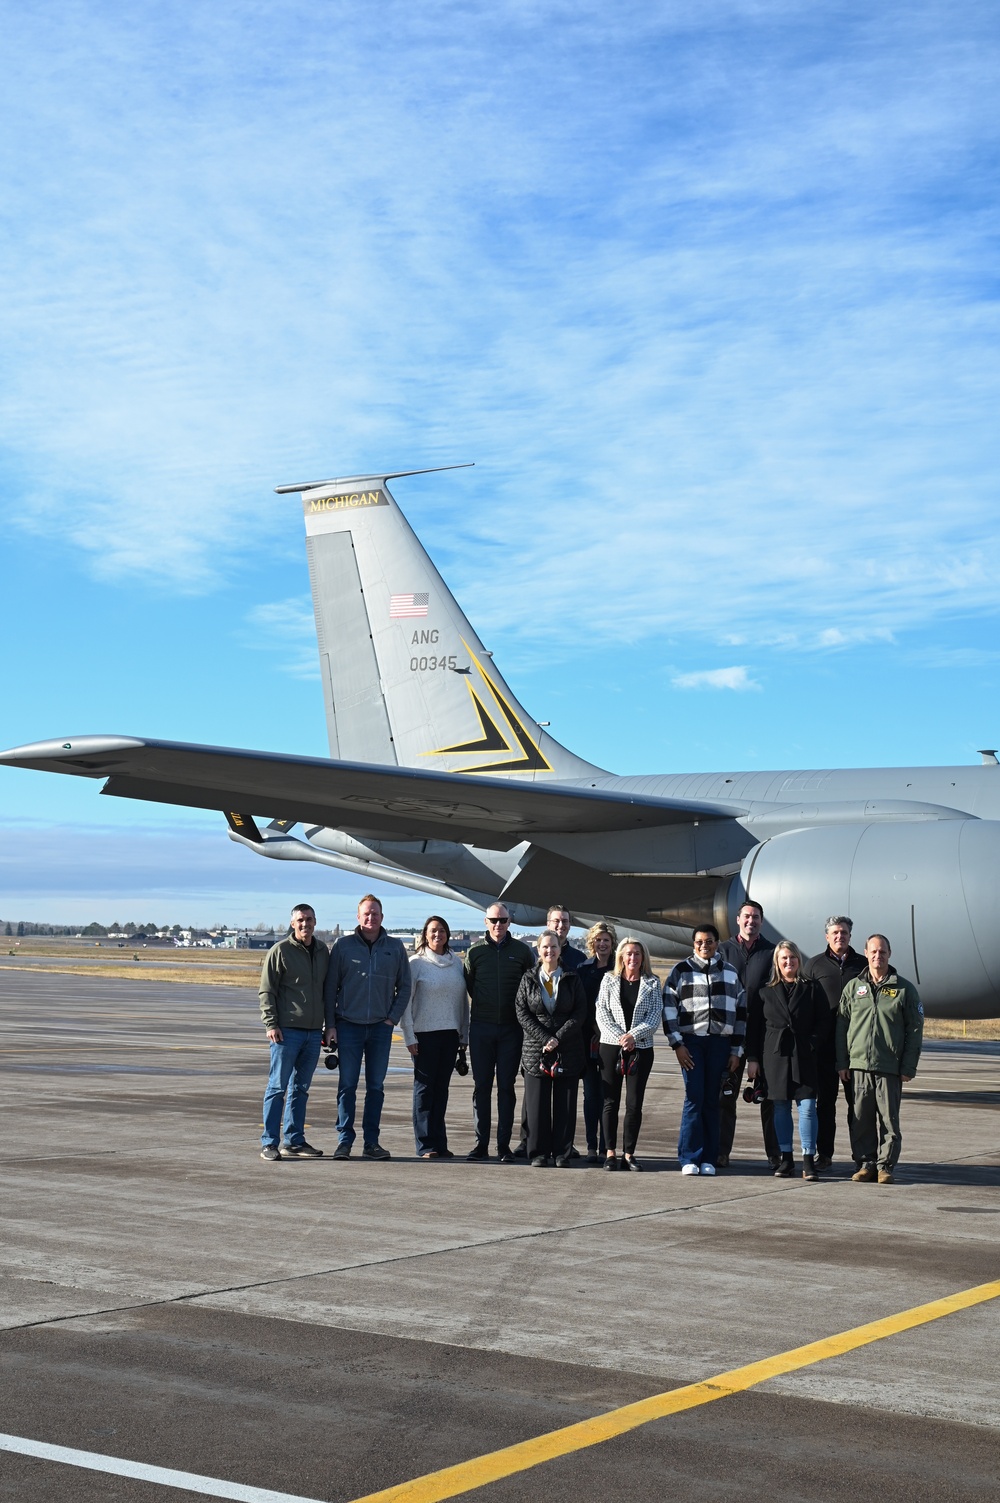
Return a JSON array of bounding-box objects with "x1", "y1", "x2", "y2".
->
[
  {"x1": 515, "y1": 929, "x2": 587, "y2": 1167},
  {"x1": 746, "y1": 940, "x2": 824, "y2": 1180}
]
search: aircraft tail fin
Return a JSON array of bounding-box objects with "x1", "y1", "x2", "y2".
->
[{"x1": 281, "y1": 469, "x2": 603, "y2": 781}]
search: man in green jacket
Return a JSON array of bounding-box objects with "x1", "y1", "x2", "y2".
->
[
  {"x1": 836, "y1": 933, "x2": 923, "y2": 1185},
  {"x1": 259, "y1": 903, "x2": 330, "y2": 1161},
  {"x1": 464, "y1": 903, "x2": 534, "y2": 1162}
]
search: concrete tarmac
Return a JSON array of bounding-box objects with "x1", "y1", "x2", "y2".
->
[{"x1": 1, "y1": 967, "x2": 999, "y2": 1501}]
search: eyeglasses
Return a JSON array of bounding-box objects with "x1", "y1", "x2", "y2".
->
[{"x1": 486, "y1": 915, "x2": 510, "y2": 925}]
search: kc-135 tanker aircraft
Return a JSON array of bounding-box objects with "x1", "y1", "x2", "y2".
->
[{"x1": 4, "y1": 465, "x2": 1000, "y2": 1017}]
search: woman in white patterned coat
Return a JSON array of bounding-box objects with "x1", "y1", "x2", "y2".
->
[{"x1": 596, "y1": 938, "x2": 661, "y2": 1171}]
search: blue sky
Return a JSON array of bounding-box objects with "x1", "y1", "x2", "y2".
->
[{"x1": 2, "y1": 1, "x2": 999, "y2": 928}]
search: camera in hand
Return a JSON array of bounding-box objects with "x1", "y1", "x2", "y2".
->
[
  {"x1": 323, "y1": 1046, "x2": 339, "y2": 1071},
  {"x1": 743, "y1": 1079, "x2": 766, "y2": 1104},
  {"x1": 454, "y1": 1045, "x2": 469, "y2": 1077},
  {"x1": 720, "y1": 1070, "x2": 739, "y2": 1099},
  {"x1": 540, "y1": 1050, "x2": 563, "y2": 1078}
]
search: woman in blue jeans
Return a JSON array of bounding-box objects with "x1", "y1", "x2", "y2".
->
[
  {"x1": 746, "y1": 940, "x2": 824, "y2": 1181},
  {"x1": 400, "y1": 916, "x2": 469, "y2": 1158}
]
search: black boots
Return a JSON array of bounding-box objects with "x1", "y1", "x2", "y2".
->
[
  {"x1": 774, "y1": 1152, "x2": 794, "y2": 1178},
  {"x1": 802, "y1": 1154, "x2": 819, "y2": 1181}
]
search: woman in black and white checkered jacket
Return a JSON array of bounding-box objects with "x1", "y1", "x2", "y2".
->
[{"x1": 595, "y1": 938, "x2": 661, "y2": 1172}]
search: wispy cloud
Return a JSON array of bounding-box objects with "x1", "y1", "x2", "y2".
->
[
  {"x1": 243, "y1": 599, "x2": 320, "y2": 679},
  {"x1": 672, "y1": 666, "x2": 760, "y2": 692},
  {"x1": 0, "y1": 0, "x2": 997, "y2": 665}
]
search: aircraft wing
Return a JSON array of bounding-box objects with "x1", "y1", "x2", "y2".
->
[{"x1": 0, "y1": 736, "x2": 745, "y2": 846}]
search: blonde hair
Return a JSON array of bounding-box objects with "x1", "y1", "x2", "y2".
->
[
  {"x1": 768, "y1": 939, "x2": 805, "y2": 984},
  {"x1": 584, "y1": 921, "x2": 618, "y2": 957},
  {"x1": 614, "y1": 936, "x2": 653, "y2": 978}
]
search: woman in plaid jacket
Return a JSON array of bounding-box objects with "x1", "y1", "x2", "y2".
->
[{"x1": 662, "y1": 925, "x2": 745, "y2": 1176}]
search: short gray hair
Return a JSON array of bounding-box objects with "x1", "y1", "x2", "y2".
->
[{"x1": 825, "y1": 915, "x2": 853, "y2": 933}]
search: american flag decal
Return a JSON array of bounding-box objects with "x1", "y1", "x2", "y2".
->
[{"x1": 389, "y1": 592, "x2": 429, "y2": 619}]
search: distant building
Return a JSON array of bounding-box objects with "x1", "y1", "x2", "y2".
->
[{"x1": 235, "y1": 931, "x2": 275, "y2": 950}]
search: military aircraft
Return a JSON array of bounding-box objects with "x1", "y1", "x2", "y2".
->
[{"x1": 3, "y1": 465, "x2": 1000, "y2": 1017}]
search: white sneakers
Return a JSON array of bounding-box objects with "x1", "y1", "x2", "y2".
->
[
  {"x1": 701, "y1": 1163, "x2": 717, "y2": 1176},
  {"x1": 681, "y1": 1163, "x2": 700, "y2": 1175}
]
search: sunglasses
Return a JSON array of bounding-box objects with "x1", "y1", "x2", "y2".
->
[{"x1": 486, "y1": 916, "x2": 510, "y2": 925}]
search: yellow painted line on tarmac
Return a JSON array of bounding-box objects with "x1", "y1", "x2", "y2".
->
[{"x1": 348, "y1": 1278, "x2": 1000, "y2": 1503}]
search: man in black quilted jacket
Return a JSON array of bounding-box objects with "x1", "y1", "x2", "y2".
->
[{"x1": 463, "y1": 903, "x2": 534, "y2": 1162}]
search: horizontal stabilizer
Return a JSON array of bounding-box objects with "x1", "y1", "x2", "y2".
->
[
  {"x1": 275, "y1": 464, "x2": 473, "y2": 494},
  {"x1": 0, "y1": 736, "x2": 744, "y2": 847}
]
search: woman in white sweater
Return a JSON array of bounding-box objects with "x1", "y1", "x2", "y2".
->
[{"x1": 400, "y1": 917, "x2": 470, "y2": 1158}]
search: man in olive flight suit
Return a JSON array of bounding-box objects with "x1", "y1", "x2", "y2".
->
[{"x1": 837, "y1": 933, "x2": 923, "y2": 1185}]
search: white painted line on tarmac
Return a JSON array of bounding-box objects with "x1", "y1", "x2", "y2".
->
[{"x1": 0, "y1": 1432, "x2": 329, "y2": 1502}]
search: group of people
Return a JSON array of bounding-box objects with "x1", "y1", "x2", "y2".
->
[
  {"x1": 258, "y1": 893, "x2": 924, "y2": 1183},
  {"x1": 663, "y1": 904, "x2": 924, "y2": 1183}
]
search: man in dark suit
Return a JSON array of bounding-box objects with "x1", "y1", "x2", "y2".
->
[
  {"x1": 804, "y1": 915, "x2": 867, "y2": 1168},
  {"x1": 718, "y1": 900, "x2": 780, "y2": 1168}
]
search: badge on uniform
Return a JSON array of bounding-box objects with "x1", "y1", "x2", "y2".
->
[
  {"x1": 884, "y1": 988, "x2": 898, "y2": 998},
  {"x1": 856, "y1": 985, "x2": 869, "y2": 996}
]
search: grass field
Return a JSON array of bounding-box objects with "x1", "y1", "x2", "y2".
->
[
  {"x1": 3, "y1": 937, "x2": 999, "y2": 1037},
  {"x1": 0, "y1": 936, "x2": 264, "y2": 987}
]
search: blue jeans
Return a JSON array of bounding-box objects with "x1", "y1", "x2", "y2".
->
[
  {"x1": 262, "y1": 1028, "x2": 323, "y2": 1148},
  {"x1": 769, "y1": 1100, "x2": 818, "y2": 1154},
  {"x1": 677, "y1": 1033, "x2": 732, "y2": 1167},
  {"x1": 336, "y1": 1018, "x2": 395, "y2": 1148},
  {"x1": 772, "y1": 1097, "x2": 818, "y2": 1156}
]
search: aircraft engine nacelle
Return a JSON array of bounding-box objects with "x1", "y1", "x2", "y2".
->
[{"x1": 739, "y1": 819, "x2": 1000, "y2": 1019}]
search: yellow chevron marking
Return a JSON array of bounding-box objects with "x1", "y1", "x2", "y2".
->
[{"x1": 423, "y1": 644, "x2": 551, "y2": 774}]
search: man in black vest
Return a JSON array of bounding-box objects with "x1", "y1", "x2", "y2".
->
[
  {"x1": 718, "y1": 900, "x2": 780, "y2": 1168},
  {"x1": 803, "y1": 915, "x2": 867, "y2": 1168}
]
